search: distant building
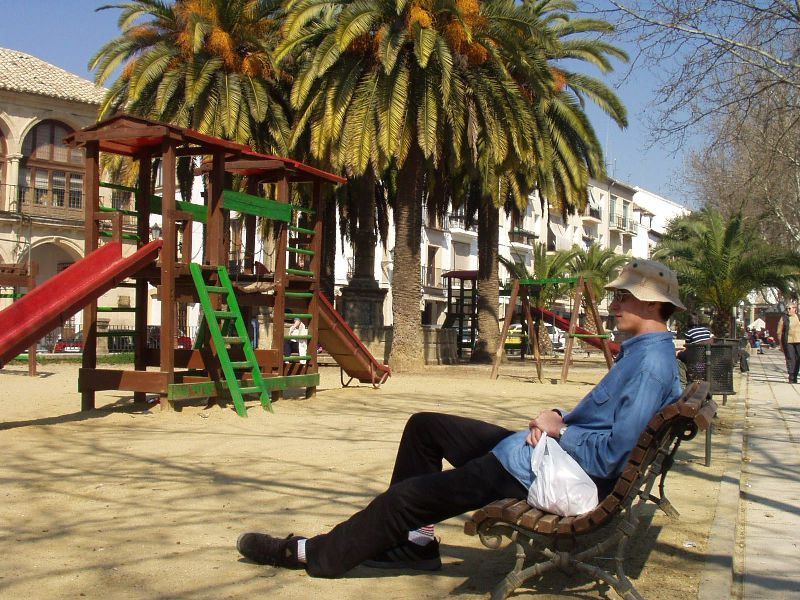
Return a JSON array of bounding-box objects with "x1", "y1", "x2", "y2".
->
[
  {"x1": 0, "y1": 48, "x2": 139, "y2": 348},
  {"x1": 333, "y1": 175, "x2": 691, "y2": 328}
]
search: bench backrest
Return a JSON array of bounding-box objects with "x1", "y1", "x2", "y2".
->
[
  {"x1": 564, "y1": 380, "x2": 715, "y2": 534},
  {"x1": 466, "y1": 381, "x2": 716, "y2": 537}
]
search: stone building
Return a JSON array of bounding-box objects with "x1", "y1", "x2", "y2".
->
[{"x1": 0, "y1": 48, "x2": 138, "y2": 347}]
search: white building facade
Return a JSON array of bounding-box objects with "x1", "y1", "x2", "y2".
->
[{"x1": 332, "y1": 175, "x2": 690, "y2": 327}]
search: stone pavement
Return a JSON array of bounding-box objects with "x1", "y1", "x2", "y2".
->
[
  {"x1": 735, "y1": 351, "x2": 800, "y2": 599},
  {"x1": 699, "y1": 349, "x2": 800, "y2": 599}
]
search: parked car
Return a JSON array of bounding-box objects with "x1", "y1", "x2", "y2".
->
[
  {"x1": 546, "y1": 325, "x2": 565, "y2": 351},
  {"x1": 504, "y1": 324, "x2": 565, "y2": 352},
  {"x1": 505, "y1": 324, "x2": 528, "y2": 353},
  {"x1": 53, "y1": 334, "x2": 83, "y2": 353}
]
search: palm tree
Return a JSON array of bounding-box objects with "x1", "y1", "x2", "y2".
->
[
  {"x1": 464, "y1": 1, "x2": 628, "y2": 362},
  {"x1": 654, "y1": 209, "x2": 800, "y2": 336},
  {"x1": 90, "y1": 0, "x2": 291, "y2": 154},
  {"x1": 568, "y1": 244, "x2": 628, "y2": 332},
  {"x1": 278, "y1": 0, "x2": 551, "y2": 370}
]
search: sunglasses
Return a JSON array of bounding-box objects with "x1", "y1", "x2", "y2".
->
[{"x1": 611, "y1": 289, "x2": 634, "y2": 302}]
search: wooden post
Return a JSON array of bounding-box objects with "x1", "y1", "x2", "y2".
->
[
  {"x1": 522, "y1": 290, "x2": 542, "y2": 382},
  {"x1": 207, "y1": 152, "x2": 225, "y2": 266},
  {"x1": 583, "y1": 279, "x2": 614, "y2": 368},
  {"x1": 306, "y1": 180, "x2": 322, "y2": 398},
  {"x1": 26, "y1": 262, "x2": 38, "y2": 377},
  {"x1": 134, "y1": 155, "x2": 151, "y2": 404},
  {"x1": 81, "y1": 141, "x2": 100, "y2": 411},
  {"x1": 159, "y1": 141, "x2": 177, "y2": 410},
  {"x1": 560, "y1": 278, "x2": 585, "y2": 384},
  {"x1": 271, "y1": 175, "x2": 289, "y2": 401},
  {"x1": 491, "y1": 280, "x2": 519, "y2": 379},
  {"x1": 243, "y1": 178, "x2": 258, "y2": 274}
]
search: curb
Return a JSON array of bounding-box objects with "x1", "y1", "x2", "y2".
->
[{"x1": 697, "y1": 373, "x2": 747, "y2": 600}]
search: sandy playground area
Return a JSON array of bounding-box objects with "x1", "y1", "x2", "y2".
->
[{"x1": 0, "y1": 358, "x2": 737, "y2": 599}]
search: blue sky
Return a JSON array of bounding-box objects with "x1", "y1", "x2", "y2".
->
[{"x1": 0, "y1": 0, "x2": 695, "y2": 205}]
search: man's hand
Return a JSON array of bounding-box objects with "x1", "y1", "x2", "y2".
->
[
  {"x1": 530, "y1": 410, "x2": 565, "y2": 441},
  {"x1": 526, "y1": 426, "x2": 543, "y2": 446}
]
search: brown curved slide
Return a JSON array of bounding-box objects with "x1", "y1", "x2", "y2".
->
[{"x1": 316, "y1": 292, "x2": 391, "y2": 385}]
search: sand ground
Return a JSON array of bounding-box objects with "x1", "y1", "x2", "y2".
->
[{"x1": 0, "y1": 358, "x2": 736, "y2": 599}]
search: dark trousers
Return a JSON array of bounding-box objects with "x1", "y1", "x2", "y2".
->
[
  {"x1": 785, "y1": 343, "x2": 800, "y2": 382},
  {"x1": 305, "y1": 412, "x2": 526, "y2": 577}
]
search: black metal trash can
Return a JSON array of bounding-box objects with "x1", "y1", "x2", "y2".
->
[{"x1": 683, "y1": 341, "x2": 736, "y2": 396}]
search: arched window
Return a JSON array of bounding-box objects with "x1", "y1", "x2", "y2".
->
[
  {"x1": 0, "y1": 130, "x2": 6, "y2": 184},
  {"x1": 18, "y1": 120, "x2": 84, "y2": 214}
]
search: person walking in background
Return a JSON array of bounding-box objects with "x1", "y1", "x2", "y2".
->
[{"x1": 777, "y1": 302, "x2": 800, "y2": 383}]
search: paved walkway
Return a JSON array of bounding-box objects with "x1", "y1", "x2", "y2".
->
[{"x1": 738, "y1": 351, "x2": 800, "y2": 599}]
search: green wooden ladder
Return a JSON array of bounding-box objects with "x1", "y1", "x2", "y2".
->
[
  {"x1": 281, "y1": 206, "x2": 317, "y2": 365},
  {"x1": 189, "y1": 263, "x2": 272, "y2": 416}
]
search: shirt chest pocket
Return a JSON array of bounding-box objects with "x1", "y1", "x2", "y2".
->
[{"x1": 590, "y1": 381, "x2": 611, "y2": 406}]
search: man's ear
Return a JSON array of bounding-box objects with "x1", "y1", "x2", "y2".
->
[{"x1": 646, "y1": 301, "x2": 661, "y2": 319}]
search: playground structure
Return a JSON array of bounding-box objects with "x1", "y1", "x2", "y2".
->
[
  {"x1": 0, "y1": 259, "x2": 38, "y2": 376},
  {"x1": 491, "y1": 276, "x2": 618, "y2": 383},
  {"x1": 442, "y1": 270, "x2": 478, "y2": 359},
  {"x1": 0, "y1": 114, "x2": 391, "y2": 415}
]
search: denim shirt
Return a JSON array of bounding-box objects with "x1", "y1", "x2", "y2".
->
[{"x1": 491, "y1": 331, "x2": 682, "y2": 489}]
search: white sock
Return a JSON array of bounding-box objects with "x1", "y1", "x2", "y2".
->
[
  {"x1": 408, "y1": 525, "x2": 435, "y2": 546},
  {"x1": 296, "y1": 538, "x2": 307, "y2": 563}
]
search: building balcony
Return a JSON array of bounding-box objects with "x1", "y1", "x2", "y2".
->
[
  {"x1": 421, "y1": 265, "x2": 446, "y2": 289},
  {"x1": 624, "y1": 218, "x2": 637, "y2": 234},
  {"x1": 1, "y1": 183, "x2": 137, "y2": 227},
  {"x1": 581, "y1": 206, "x2": 602, "y2": 223},
  {"x1": 508, "y1": 229, "x2": 537, "y2": 246},
  {"x1": 448, "y1": 213, "x2": 477, "y2": 233},
  {"x1": 609, "y1": 214, "x2": 624, "y2": 231},
  {"x1": 3, "y1": 183, "x2": 83, "y2": 220}
]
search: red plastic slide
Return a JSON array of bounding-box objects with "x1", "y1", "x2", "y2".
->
[
  {"x1": 0, "y1": 240, "x2": 162, "y2": 367},
  {"x1": 531, "y1": 305, "x2": 621, "y2": 356},
  {"x1": 317, "y1": 292, "x2": 391, "y2": 385}
]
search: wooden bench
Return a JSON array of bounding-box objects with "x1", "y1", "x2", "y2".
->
[{"x1": 464, "y1": 380, "x2": 715, "y2": 600}]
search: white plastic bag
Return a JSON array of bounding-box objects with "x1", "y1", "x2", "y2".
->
[{"x1": 527, "y1": 433, "x2": 598, "y2": 516}]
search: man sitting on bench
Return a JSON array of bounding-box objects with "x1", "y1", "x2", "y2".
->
[{"x1": 236, "y1": 259, "x2": 685, "y2": 577}]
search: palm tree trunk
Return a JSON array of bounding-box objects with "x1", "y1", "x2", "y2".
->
[
  {"x1": 389, "y1": 145, "x2": 425, "y2": 371},
  {"x1": 471, "y1": 201, "x2": 500, "y2": 363},
  {"x1": 351, "y1": 168, "x2": 378, "y2": 283},
  {"x1": 320, "y1": 189, "x2": 337, "y2": 300}
]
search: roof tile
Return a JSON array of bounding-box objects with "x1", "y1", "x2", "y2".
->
[{"x1": 0, "y1": 47, "x2": 105, "y2": 105}]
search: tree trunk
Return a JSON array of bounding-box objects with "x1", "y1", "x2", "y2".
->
[
  {"x1": 351, "y1": 168, "x2": 378, "y2": 284},
  {"x1": 389, "y1": 145, "x2": 425, "y2": 371},
  {"x1": 471, "y1": 201, "x2": 500, "y2": 363},
  {"x1": 320, "y1": 189, "x2": 337, "y2": 301}
]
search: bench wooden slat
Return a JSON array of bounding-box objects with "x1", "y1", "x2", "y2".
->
[
  {"x1": 519, "y1": 507, "x2": 546, "y2": 529},
  {"x1": 534, "y1": 514, "x2": 560, "y2": 534},
  {"x1": 485, "y1": 498, "x2": 520, "y2": 519},
  {"x1": 501, "y1": 500, "x2": 533, "y2": 524},
  {"x1": 557, "y1": 515, "x2": 576, "y2": 535}
]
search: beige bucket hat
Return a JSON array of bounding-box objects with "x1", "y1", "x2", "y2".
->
[{"x1": 605, "y1": 259, "x2": 686, "y2": 310}]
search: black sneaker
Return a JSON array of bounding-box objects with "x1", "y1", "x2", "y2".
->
[
  {"x1": 237, "y1": 532, "x2": 305, "y2": 569},
  {"x1": 363, "y1": 539, "x2": 441, "y2": 571}
]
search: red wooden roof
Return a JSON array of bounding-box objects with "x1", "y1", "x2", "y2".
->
[
  {"x1": 64, "y1": 114, "x2": 252, "y2": 157},
  {"x1": 198, "y1": 148, "x2": 345, "y2": 185},
  {"x1": 442, "y1": 270, "x2": 478, "y2": 280}
]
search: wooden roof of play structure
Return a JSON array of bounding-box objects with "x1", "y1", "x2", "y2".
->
[
  {"x1": 213, "y1": 149, "x2": 346, "y2": 184},
  {"x1": 64, "y1": 114, "x2": 251, "y2": 157},
  {"x1": 65, "y1": 114, "x2": 345, "y2": 185}
]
